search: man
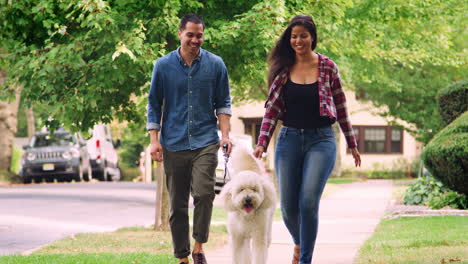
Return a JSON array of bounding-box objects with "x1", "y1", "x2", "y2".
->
[{"x1": 146, "y1": 14, "x2": 232, "y2": 264}]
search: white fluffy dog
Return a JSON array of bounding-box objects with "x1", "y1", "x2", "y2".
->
[{"x1": 220, "y1": 143, "x2": 277, "y2": 264}]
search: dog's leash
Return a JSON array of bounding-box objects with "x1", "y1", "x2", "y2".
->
[{"x1": 222, "y1": 144, "x2": 230, "y2": 185}]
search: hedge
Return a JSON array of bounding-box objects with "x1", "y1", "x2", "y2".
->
[
  {"x1": 437, "y1": 79, "x2": 468, "y2": 125},
  {"x1": 422, "y1": 111, "x2": 468, "y2": 194}
]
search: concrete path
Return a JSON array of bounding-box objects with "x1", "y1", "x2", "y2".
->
[{"x1": 208, "y1": 180, "x2": 393, "y2": 264}]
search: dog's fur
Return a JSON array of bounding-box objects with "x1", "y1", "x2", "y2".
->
[{"x1": 220, "y1": 143, "x2": 277, "y2": 264}]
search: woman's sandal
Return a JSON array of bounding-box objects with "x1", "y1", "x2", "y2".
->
[{"x1": 292, "y1": 245, "x2": 300, "y2": 264}]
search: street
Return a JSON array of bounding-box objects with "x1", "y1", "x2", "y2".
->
[{"x1": 0, "y1": 182, "x2": 157, "y2": 255}]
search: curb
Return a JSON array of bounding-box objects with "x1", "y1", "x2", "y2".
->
[{"x1": 385, "y1": 209, "x2": 468, "y2": 219}]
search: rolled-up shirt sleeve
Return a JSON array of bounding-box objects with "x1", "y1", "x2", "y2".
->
[
  {"x1": 146, "y1": 60, "x2": 163, "y2": 131},
  {"x1": 214, "y1": 58, "x2": 231, "y2": 116}
]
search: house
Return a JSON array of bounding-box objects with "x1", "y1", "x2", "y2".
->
[{"x1": 230, "y1": 90, "x2": 421, "y2": 173}]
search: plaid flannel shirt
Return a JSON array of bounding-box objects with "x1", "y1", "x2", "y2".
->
[{"x1": 257, "y1": 53, "x2": 357, "y2": 150}]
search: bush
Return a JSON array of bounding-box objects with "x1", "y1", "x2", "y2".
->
[
  {"x1": 429, "y1": 190, "x2": 468, "y2": 209},
  {"x1": 437, "y1": 79, "x2": 468, "y2": 125},
  {"x1": 422, "y1": 111, "x2": 468, "y2": 194},
  {"x1": 343, "y1": 158, "x2": 418, "y2": 180},
  {"x1": 120, "y1": 165, "x2": 141, "y2": 182},
  {"x1": 11, "y1": 145, "x2": 23, "y2": 174},
  {"x1": 403, "y1": 175, "x2": 468, "y2": 209}
]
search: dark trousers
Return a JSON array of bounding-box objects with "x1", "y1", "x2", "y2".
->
[{"x1": 163, "y1": 143, "x2": 219, "y2": 258}]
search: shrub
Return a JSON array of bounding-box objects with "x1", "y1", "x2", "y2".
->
[
  {"x1": 356, "y1": 158, "x2": 417, "y2": 179},
  {"x1": 120, "y1": 165, "x2": 141, "y2": 182},
  {"x1": 437, "y1": 79, "x2": 468, "y2": 125},
  {"x1": 429, "y1": 191, "x2": 468, "y2": 209},
  {"x1": 422, "y1": 111, "x2": 468, "y2": 194},
  {"x1": 11, "y1": 145, "x2": 23, "y2": 174},
  {"x1": 404, "y1": 175, "x2": 468, "y2": 209}
]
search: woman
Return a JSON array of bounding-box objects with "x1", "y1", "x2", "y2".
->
[{"x1": 253, "y1": 15, "x2": 361, "y2": 264}]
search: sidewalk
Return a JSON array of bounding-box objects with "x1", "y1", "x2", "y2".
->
[{"x1": 208, "y1": 180, "x2": 393, "y2": 264}]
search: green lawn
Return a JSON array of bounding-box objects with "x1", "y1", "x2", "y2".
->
[
  {"x1": 356, "y1": 216, "x2": 468, "y2": 264},
  {"x1": 327, "y1": 177, "x2": 362, "y2": 184},
  {"x1": 0, "y1": 226, "x2": 227, "y2": 264},
  {"x1": 0, "y1": 253, "x2": 177, "y2": 264}
]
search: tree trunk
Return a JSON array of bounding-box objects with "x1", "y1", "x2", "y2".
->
[
  {"x1": 25, "y1": 107, "x2": 35, "y2": 137},
  {"x1": 0, "y1": 70, "x2": 21, "y2": 172},
  {"x1": 330, "y1": 123, "x2": 342, "y2": 177},
  {"x1": 154, "y1": 161, "x2": 170, "y2": 231}
]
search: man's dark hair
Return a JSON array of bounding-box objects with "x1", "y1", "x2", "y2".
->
[{"x1": 179, "y1": 14, "x2": 205, "y2": 31}]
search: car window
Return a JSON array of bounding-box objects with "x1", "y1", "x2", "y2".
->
[{"x1": 31, "y1": 133, "x2": 76, "y2": 147}]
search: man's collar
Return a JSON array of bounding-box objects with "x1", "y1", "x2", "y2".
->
[{"x1": 176, "y1": 47, "x2": 203, "y2": 65}]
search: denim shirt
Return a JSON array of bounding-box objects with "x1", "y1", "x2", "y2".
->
[{"x1": 146, "y1": 47, "x2": 231, "y2": 151}]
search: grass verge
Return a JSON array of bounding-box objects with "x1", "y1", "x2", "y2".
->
[
  {"x1": 355, "y1": 216, "x2": 468, "y2": 264},
  {"x1": 11, "y1": 145, "x2": 23, "y2": 174},
  {"x1": 327, "y1": 177, "x2": 362, "y2": 184},
  {"x1": 0, "y1": 253, "x2": 177, "y2": 264},
  {"x1": 0, "y1": 225, "x2": 227, "y2": 264}
]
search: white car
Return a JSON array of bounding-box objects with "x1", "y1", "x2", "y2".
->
[
  {"x1": 86, "y1": 124, "x2": 120, "y2": 181},
  {"x1": 214, "y1": 133, "x2": 256, "y2": 194}
]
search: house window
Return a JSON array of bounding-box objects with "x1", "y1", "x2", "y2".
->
[
  {"x1": 391, "y1": 129, "x2": 402, "y2": 153},
  {"x1": 351, "y1": 126, "x2": 403, "y2": 154},
  {"x1": 364, "y1": 127, "x2": 386, "y2": 153},
  {"x1": 240, "y1": 117, "x2": 263, "y2": 145}
]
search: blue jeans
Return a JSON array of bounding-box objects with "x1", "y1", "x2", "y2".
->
[{"x1": 274, "y1": 126, "x2": 336, "y2": 264}]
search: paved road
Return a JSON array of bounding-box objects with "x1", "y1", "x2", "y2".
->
[{"x1": 0, "y1": 182, "x2": 157, "y2": 256}]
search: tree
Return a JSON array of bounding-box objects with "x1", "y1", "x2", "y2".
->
[
  {"x1": 0, "y1": 0, "x2": 355, "y2": 132},
  {"x1": 0, "y1": 70, "x2": 21, "y2": 172},
  {"x1": 333, "y1": 0, "x2": 467, "y2": 143}
]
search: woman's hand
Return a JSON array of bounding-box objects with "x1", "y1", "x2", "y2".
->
[
  {"x1": 253, "y1": 146, "x2": 265, "y2": 159},
  {"x1": 350, "y1": 147, "x2": 361, "y2": 167}
]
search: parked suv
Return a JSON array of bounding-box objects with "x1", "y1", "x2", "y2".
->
[
  {"x1": 21, "y1": 130, "x2": 92, "y2": 183},
  {"x1": 86, "y1": 124, "x2": 120, "y2": 181}
]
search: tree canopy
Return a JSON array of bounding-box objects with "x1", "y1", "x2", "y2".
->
[{"x1": 1, "y1": 0, "x2": 466, "y2": 142}]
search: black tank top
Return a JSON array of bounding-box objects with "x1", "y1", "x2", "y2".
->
[{"x1": 282, "y1": 79, "x2": 333, "y2": 129}]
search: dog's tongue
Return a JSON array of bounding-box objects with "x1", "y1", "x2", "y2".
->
[{"x1": 244, "y1": 207, "x2": 253, "y2": 213}]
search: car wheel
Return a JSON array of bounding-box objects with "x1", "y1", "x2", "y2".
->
[
  {"x1": 45, "y1": 176, "x2": 54, "y2": 183},
  {"x1": 103, "y1": 167, "x2": 109, "y2": 181},
  {"x1": 109, "y1": 168, "x2": 121, "y2": 182},
  {"x1": 73, "y1": 165, "x2": 84, "y2": 182},
  {"x1": 33, "y1": 177, "x2": 43, "y2": 183},
  {"x1": 23, "y1": 176, "x2": 32, "y2": 184},
  {"x1": 84, "y1": 165, "x2": 92, "y2": 181}
]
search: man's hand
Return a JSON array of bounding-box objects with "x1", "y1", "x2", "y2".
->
[
  {"x1": 253, "y1": 146, "x2": 264, "y2": 159},
  {"x1": 150, "y1": 141, "x2": 163, "y2": 162},
  {"x1": 220, "y1": 138, "x2": 232, "y2": 156}
]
